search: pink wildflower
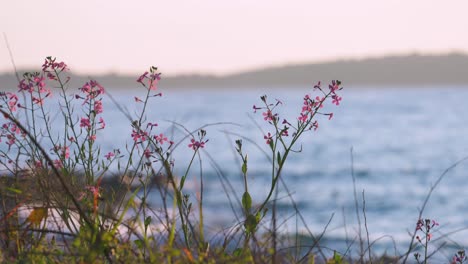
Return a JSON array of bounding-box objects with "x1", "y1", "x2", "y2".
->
[
  {"x1": 104, "y1": 152, "x2": 115, "y2": 160},
  {"x1": 33, "y1": 76, "x2": 46, "y2": 92},
  {"x1": 131, "y1": 129, "x2": 148, "y2": 143},
  {"x1": 6, "y1": 93, "x2": 18, "y2": 112},
  {"x1": 35, "y1": 160, "x2": 42, "y2": 168},
  {"x1": 18, "y1": 79, "x2": 33, "y2": 93},
  {"x1": 315, "y1": 96, "x2": 324, "y2": 108},
  {"x1": 94, "y1": 100, "x2": 103, "y2": 114},
  {"x1": 312, "y1": 121, "x2": 319, "y2": 131},
  {"x1": 329, "y1": 80, "x2": 340, "y2": 93},
  {"x1": 32, "y1": 96, "x2": 44, "y2": 106},
  {"x1": 149, "y1": 73, "x2": 161, "y2": 90},
  {"x1": 298, "y1": 113, "x2": 308, "y2": 123},
  {"x1": 263, "y1": 110, "x2": 274, "y2": 121},
  {"x1": 98, "y1": 117, "x2": 105, "y2": 129},
  {"x1": 80, "y1": 118, "x2": 91, "y2": 129},
  {"x1": 155, "y1": 133, "x2": 168, "y2": 144},
  {"x1": 137, "y1": 71, "x2": 148, "y2": 83},
  {"x1": 53, "y1": 159, "x2": 63, "y2": 169},
  {"x1": 332, "y1": 95, "x2": 342, "y2": 106},
  {"x1": 143, "y1": 148, "x2": 153, "y2": 158},
  {"x1": 264, "y1": 132, "x2": 273, "y2": 145},
  {"x1": 188, "y1": 138, "x2": 206, "y2": 150},
  {"x1": 147, "y1": 122, "x2": 158, "y2": 129}
]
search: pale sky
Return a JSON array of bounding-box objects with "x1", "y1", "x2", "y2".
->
[{"x1": 1, "y1": 0, "x2": 468, "y2": 76}]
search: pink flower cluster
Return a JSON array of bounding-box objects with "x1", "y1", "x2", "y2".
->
[
  {"x1": 253, "y1": 81, "x2": 343, "y2": 146},
  {"x1": 415, "y1": 218, "x2": 439, "y2": 243},
  {"x1": 4, "y1": 93, "x2": 18, "y2": 112},
  {"x1": 0, "y1": 122, "x2": 23, "y2": 148},
  {"x1": 188, "y1": 129, "x2": 208, "y2": 151},
  {"x1": 42, "y1": 57, "x2": 68, "y2": 75},
  {"x1": 137, "y1": 67, "x2": 161, "y2": 91},
  {"x1": 188, "y1": 138, "x2": 206, "y2": 150},
  {"x1": 17, "y1": 73, "x2": 52, "y2": 107},
  {"x1": 53, "y1": 145, "x2": 70, "y2": 159},
  {"x1": 78, "y1": 80, "x2": 105, "y2": 105}
]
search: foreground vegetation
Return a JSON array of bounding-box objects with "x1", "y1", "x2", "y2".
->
[{"x1": 0, "y1": 57, "x2": 466, "y2": 263}]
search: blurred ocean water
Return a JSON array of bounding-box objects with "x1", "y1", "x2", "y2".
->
[
  {"x1": 5, "y1": 85, "x2": 468, "y2": 257},
  {"x1": 99, "y1": 86, "x2": 468, "y2": 255}
]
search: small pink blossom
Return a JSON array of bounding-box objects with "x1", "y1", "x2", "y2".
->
[
  {"x1": 35, "y1": 160, "x2": 42, "y2": 168},
  {"x1": 6, "y1": 93, "x2": 18, "y2": 112},
  {"x1": 18, "y1": 79, "x2": 33, "y2": 93},
  {"x1": 147, "y1": 122, "x2": 158, "y2": 128},
  {"x1": 143, "y1": 148, "x2": 153, "y2": 158},
  {"x1": 33, "y1": 76, "x2": 47, "y2": 92},
  {"x1": 94, "y1": 100, "x2": 103, "y2": 114},
  {"x1": 329, "y1": 80, "x2": 340, "y2": 93},
  {"x1": 104, "y1": 152, "x2": 115, "y2": 160},
  {"x1": 149, "y1": 73, "x2": 161, "y2": 90},
  {"x1": 332, "y1": 95, "x2": 342, "y2": 106},
  {"x1": 312, "y1": 121, "x2": 319, "y2": 131},
  {"x1": 263, "y1": 110, "x2": 274, "y2": 121},
  {"x1": 264, "y1": 132, "x2": 273, "y2": 145},
  {"x1": 98, "y1": 117, "x2": 105, "y2": 129},
  {"x1": 131, "y1": 129, "x2": 148, "y2": 143},
  {"x1": 137, "y1": 71, "x2": 148, "y2": 83},
  {"x1": 62, "y1": 146, "x2": 70, "y2": 159},
  {"x1": 314, "y1": 81, "x2": 321, "y2": 90},
  {"x1": 53, "y1": 159, "x2": 63, "y2": 169},
  {"x1": 80, "y1": 118, "x2": 91, "y2": 129},
  {"x1": 89, "y1": 134, "x2": 97, "y2": 141},
  {"x1": 315, "y1": 96, "x2": 324, "y2": 108},
  {"x1": 154, "y1": 133, "x2": 168, "y2": 144},
  {"x1": 298, "y1": 113, "x2": 308, "y2": 123},
  {"x1": 6, "y1": 134, "x2": 15, "y2": 146},
  {"x1": 32, "y1": 96, "x2": 44, "y2": 106},
  {"x1": 188, "y1": 138, "x2": 206, "y2": 150}
]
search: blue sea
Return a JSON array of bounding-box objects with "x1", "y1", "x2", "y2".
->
[{"x1": 7, "y1": 85, "x2": 468, "y2": 260}]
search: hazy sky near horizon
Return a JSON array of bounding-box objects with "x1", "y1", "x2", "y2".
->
[{"x1": 1, "y1": 0, "x2": 468, "y2": 76}]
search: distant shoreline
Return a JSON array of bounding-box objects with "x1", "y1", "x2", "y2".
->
[{"x1": 2, "y1": 53, "x2": 468, "y2": 90}]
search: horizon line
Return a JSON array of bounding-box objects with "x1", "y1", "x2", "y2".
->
[{"x1": 1, "y1": 50, "x2": 466, "y2": 78}]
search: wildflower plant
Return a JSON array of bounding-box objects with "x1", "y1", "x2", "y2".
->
[
  {"x1": 0, "y1": 56, "x2": 345, "y2": 263},
  {"x1": 238, "y1": 81, "x2": 343, "y2": 250},
  {"x1": 413, "y1": 218, "x2": 439, "y2": 264}
]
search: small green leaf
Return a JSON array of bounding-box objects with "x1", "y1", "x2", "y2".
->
[
  {"x1": 233, "y1": 248, "x2": 243, "y2": 257},
  {"x1": 242, "y1": 191, "x2": 252, "y2": 212},
  {"x1": 144, "y1": 216, "x2": 152, "y2": 228},
  {"x1": 333, "y1": 250, "x2": 343, "y2": 263},
  {"x1": 277, "y1": 151, "x2": 282, "y2": 165},
  {"x1": 179, "y1": 176, "x2": 186, "y2": 190},
  {"x1": 241, "y1": 162, "x2": 247, "y2": 175},
  {"x1": 5, "y1": 187, "x2": 22, "y2": 194},
  {"x1": 134, "y1": 239, "x2": 144, "y2": 249},
  {"x1": 245, "y1": 214, "x2": 257, "y2": 234}
]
